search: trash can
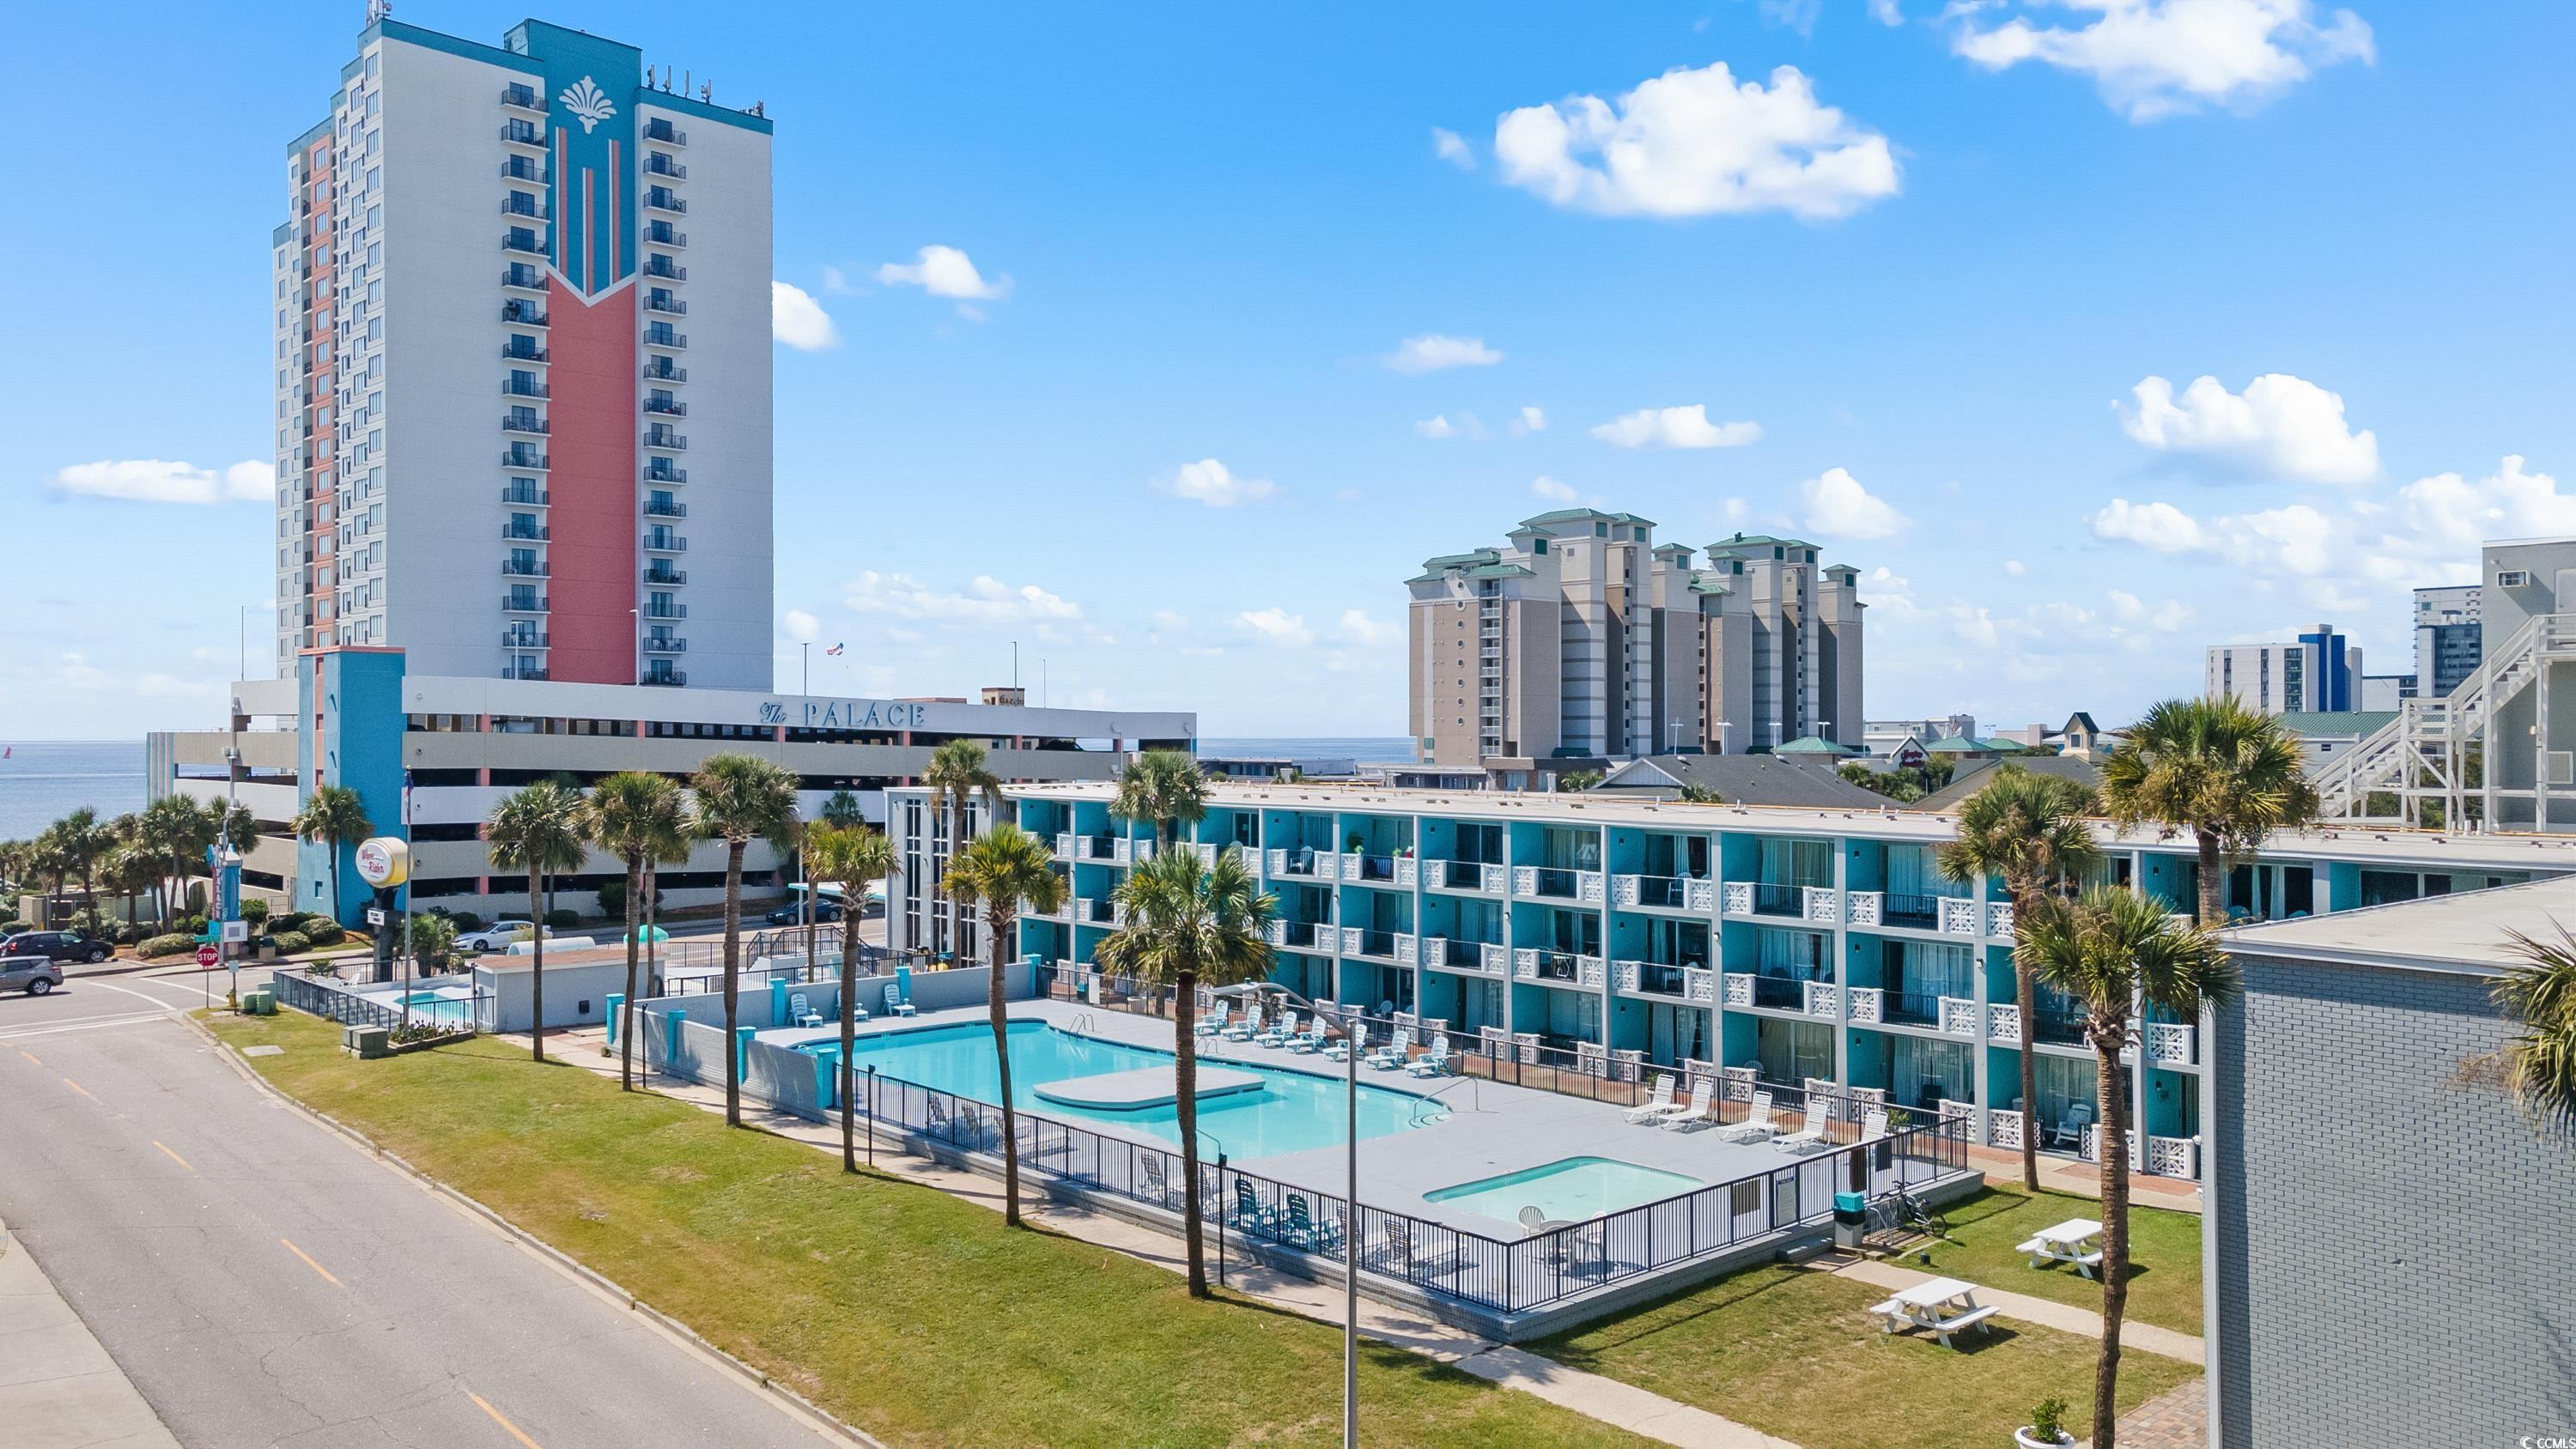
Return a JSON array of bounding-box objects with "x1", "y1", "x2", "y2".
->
[{"x1": 1832, "y1": 1191, "x2": 1869, "y2": 1250}]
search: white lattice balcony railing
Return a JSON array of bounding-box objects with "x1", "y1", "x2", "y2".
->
[
  {"x1": 2146, "y1": 1135, "x2": 2200, "y2": 1180},
  {"x1": 1613, "y1": 875, "x2": 1641, "y2": 906},
  {"x1": 1988, "y1": 1108, "x2": 2026, "y2": 1150},
  {"x1": 1720, "y1": 1064, "x2": 1758, "y2": 1102},
  {"x1": 1938, "y1": 1097, "x2": 1977, "y2": 1127},
  {"x1": 2145, "y1": 1022, "x2": 2197, "y2": 1065},
  {"x1": 1722, "y1": 881, "x2": 1754, "y2": 916},
  {"x1": 1479, "y1": 863, "x2": 1508, "y2": 894},
  {"x1": 1846, "y1": 985, "x2": 1883, "y2": 1023},
  {"x1": 1578, "y1": 870, "x2": 1605, "y2": 905},
  {"x1": 1804, "y1": 887, "x2": 1841, "y2": 924},
  {"x1": 1394, "y1": 934, "x2": 1417, "y2": 965},
  {"x1": 1939, "y1": 897, "x2": 1982, "y2": 937},
  {"x1": 1479, "y1": 942, "x2": 1508, "y2": 973},
  {"x1": 1722, "y1": 972, "x2": 1754, "y2": 1008},
  {"x1": 2081, "y1": 1124, "x2": 2142, "y2": 1172},
  {"x1": 1939, "y1": 995, "x2": 1980, "y2": 1037},
  {"x1": 1845, "y1": 890, "x2": 1882, "y2": 926},
  {"x1": 1336, "y1": 852, "x2": 1364, "y2": 882},
  {"x1": 1054, "y1": 832, "x2": 1075, "y2": 859},
  {"x1": 1514, "y1": 1032, "x2": 1543, "y2": 1064},
  {"x1": 1188, "y1": 841, "x2": 1218, "y2": 867},
  {"x1": 1513, "y1": 948, "x2": 1539, "y2": 980},
  {"x1": 1688, "y1": 967, "x2": 1716, "y2": 1003},
  {"x1": 1423, "y1": 934, "x2": 1447, "y2": 968},
  {"x1": 1686, "y1": 878, "x2": 1716, "y2": 912},
  {"x1": 1340, "y1": 926, "x2": 1363, "y2": 955},
  {"x1": 1577, "y1": 955, "x2": 1607, "y2": 988},
  {"x1": 1803, "y1": 979, "x2": 1839, "y2": 1018},
  {"x1": 1394, "y1": 856, "x2": 1418, "y2": 888},
  {"x1": 1268, "y1": 848, "x2": 1288, "y2": 876},
  {"x1": 1985, "y1": 900, "x2": 2015, "y2": 937},
  {"x1": 1512, "y1": 865, "x2": 1537, "y2": 897},
  {"x1": 1987, "y1": 1001, "x2": 2023, "y2": 1045},
  {"x1": 1262, "y1": 919, "x2": 1285, "y2": 946},
  {"x1": 1615, "y1": 960, "x2": 1639, "y2": 993}
]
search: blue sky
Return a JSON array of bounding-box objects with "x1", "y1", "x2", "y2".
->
[{"x1": 6, "y1": 1, "x2": 2571, "y2": 741}]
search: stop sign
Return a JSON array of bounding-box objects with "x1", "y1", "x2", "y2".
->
[{"x1": 196, "y1": 945, "x2": 220, "y2": 968}]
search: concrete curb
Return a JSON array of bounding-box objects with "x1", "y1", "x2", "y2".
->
[{"x1": 182, "y1": 1010, "x2": 887, "y2": 1449}]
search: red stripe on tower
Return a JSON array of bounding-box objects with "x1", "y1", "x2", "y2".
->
[{"x1": 544, "y1": 156, "x2": 640, "y2": 684}]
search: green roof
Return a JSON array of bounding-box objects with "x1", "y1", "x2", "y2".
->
[
  {"x1": 2277, "y1": 710, "x2": 2401, "y2": 737},
  {"x1": 1926, "y1": 734, "x2": 2008, "y2": 755},
  {"x1": 1773, "y1": 734, "x2": 1862, "y2": 755},
  {"x1": 1705, "y1": 533, "x2": 1816, "y2": 552},
  {"x1": 1467, "y1": 563, "x2": 1536, "y2": 580}
]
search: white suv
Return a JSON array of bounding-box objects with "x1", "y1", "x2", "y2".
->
[{"x1": 457, "y1": 919, "x2": 550, "y2": 953}]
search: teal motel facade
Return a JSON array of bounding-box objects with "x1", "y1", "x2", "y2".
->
[{"x1": 883, "y1": 780, "x2": 2576, "y2": 1184}]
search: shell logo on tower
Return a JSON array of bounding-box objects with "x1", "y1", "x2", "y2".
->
[{"x1": 560, "y1": 76, "x2": 617, "y2": 133}]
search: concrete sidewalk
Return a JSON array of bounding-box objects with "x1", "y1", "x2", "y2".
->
[
  {"x1": 544, "y1": 1025, "x2": 1798, "y2": 1449},
  {"x1": 0, "y1": 1222, "x2": 180, "y2": 1449}
]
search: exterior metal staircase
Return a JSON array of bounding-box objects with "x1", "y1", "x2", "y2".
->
[{"x1": 2317, "y1": 612, "x2": 2576, "y2": 828}]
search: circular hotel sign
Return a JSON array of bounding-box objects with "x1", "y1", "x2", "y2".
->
[{"x1": 355, "y1": 836, "x2": 410, "y2": 889}]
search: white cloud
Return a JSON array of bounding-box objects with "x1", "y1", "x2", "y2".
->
[
  {"x1": 1511, "y1": 405, "x2": 1546, "y2": 435},
  {"x1": 1869, "y1": 0, "x2": 1907, "y2": 22},
  {"x1": 1386, "y1": 334, "x2": 1504, "y2": 374},
  {"x1": 770, "y1": 282, "x2": 840, "y2": 350},
  {"x1": 1492, "y1": 61, "x2": 1899, "y2": 221},
  {"x1": 1149, "y1": 610, "x2": 1191, "y2": 634},
  {"x1": 1530, "y1": 476, "x2": 1579, "y2": 503},
  {"x1": 1154, "y1": 458, "x2": 1277, "y2": 507},
  {"x1": 2090, "y1": 497, "x2": 2207, "y2": 552},
  {"x1": 1799, "y1": 466, "x2": 1911, "y2": 539},
  {"x1": 821, "y1": 265, "x2": 854, "y2": 294},
  {"x1": 47, "y1": 459, "x2": 270, "y2": 506},
  {"x1": 1416, "y1": 413, "x2": 1485, "y2": 440},
  {"x1": 1953, "y1": 0, "x2": 2374, "y2": 123},
  {"x1": 843, "y1": 572, "x2": 1080, "y2": 622},
  {"x1": 1235, "y1": 609, "x2": 1315, "y2": 646},
  {"x1": 782, "y1": 609, "x2": 820, "y2": 642},
  {"x1": 2109, "y1": 590, "x2": 2196, "y2": 633},
  {"x1": 2003, "y1": 559, "x2": 2026, "y2": 576},
  {"x1": 2386, "y1": 456, "x2": 2576, "y2": 561},
  {"x1": 1431, "y1": 126, "x2": 1474, "y2": 169},
  {"x1": 136, "y1": 672, "x2": 221, "y2": 699},
  {"x1": 2117, "y1": 373, "x2": 2378, "y2": 483},
  {"x1": 875, "y1": 245, "x2": 1012, "y2": 300},
  {"x1": 1589, "y1": 404, "x2": 1763, "y2": 451},
  {"x1": 1335, "y1": 610, "x2": 1398, "y2": 647}
]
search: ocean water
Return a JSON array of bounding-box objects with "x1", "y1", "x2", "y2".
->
[
  {"x1": 1200, "y1": 737, "x2": 1415, "y2": 763},
  {"x1": 0, "y1": 742, "x2": 145, "y2": 840}
]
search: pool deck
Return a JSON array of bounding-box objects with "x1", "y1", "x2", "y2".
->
[{"x1": 760, "y1": 999, "x2": 1842, "y2": 1240}]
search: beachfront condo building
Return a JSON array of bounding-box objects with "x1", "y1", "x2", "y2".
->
[
  {"x1": 2205, "y1": 624, "x2": 2361, "y2": 715},
  {"x1": 884, "y1": 779, "x2": 2576, "y2": 1185},
  {"x1": 271, "y1": 15, "x2": 772, "y2": 689},
  {"x1": 1406, "y1": 511, "x2": 1863, "y2": 785}
]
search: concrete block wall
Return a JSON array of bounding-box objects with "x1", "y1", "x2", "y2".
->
[{"x1": 2209, "y1": 953, "x2": 2576, "y2": 1446}]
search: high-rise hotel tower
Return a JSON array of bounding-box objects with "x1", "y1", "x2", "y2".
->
[{"x1": 272, "y1": 15, "x2": 773, "y2": 688}]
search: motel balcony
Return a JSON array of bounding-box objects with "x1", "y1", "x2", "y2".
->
[
  {"x1": 643, "y1": 396, "x2": 688, "y2": 415},
  {"x1": 1267, "y1": 846, "x2": 1330, "y2": 880},
  {"x1": 643, "y1": 261, "x2": 689, "y2": 283},
  {"x1": 1512, "y1": 949, "x2": 1606, "y2": 989},
  {"x1": 643, "y1": 118, "x2": 687, "y2": 146},
  {"x1": 645, "y1": 157, "x2": 689, "y2": 180},
  {"x1": 1613, "y1": 873, "x2": 1716, "y2": 913},
  {"x1": 501, "y1": 524, "x2": 549, "y2": 541},
  {"x1": 500, "y1": 595, "x2": 549, "y2": 613},
  {"x1": 1263, "y1": 919, "x2": 1327, "y2": 951},
  {"x1": 501, "y1": 301, "x2": 550, "y2": 327},
  {"x1": 1987, "y1": 1002, "x2": 2090, "y2": 1049},
  {"x1": 499, "y1": 630, "x2": 548, "y2": 649},
  {"x1": 642, "y1": 636, "x2": 687, "y2": 654},
  {"x1": 1333, "y1": 852, "x2": 1413, "y2": 887},
  {"x1": 1339, "y1": 928, "x2": 1413, "y2": 965},
  {"x1": 1512, "y1": 865, "x2": 1605, "y2": 905},
  {"x1": 501, "y1": 83, "x2": 543, "y2": 113},
  {"x1": 501, "y1": 416, "x2": 550, "y2": 435},
  {"x1": 1425, "y1": 858, "x2": 1507, "y2": 895},
  {"x1": 1070, "y1": 834, "x2": 1137, "y2": 865},
  {"x1": 1613, "y1": 959, "x2": 1716, "y2": 1004},
  {"x1": 1720, "y1": 970, "x2": 1840, "y2": 1017},
  {"x1": 1719, "y1": 881, "x2": 1837, "y2": 921},
  {"x1": 500, "y1": 560, "x2": 549, "y2": 578},
  {"x1": 1422, "y1": 937, "x2": 1504, "y2": 976}
]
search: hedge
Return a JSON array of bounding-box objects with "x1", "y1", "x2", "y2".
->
[
  {"x1": 269, "y1": 931, "x2": 311, "y2": 957},
  {"x1": 139, "y1": 934, "x2": 197, "y2": 959}
]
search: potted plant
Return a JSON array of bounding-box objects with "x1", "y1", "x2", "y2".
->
[{"x1": 2016, "y1": 1396, "x2": 2073, "y2": 1448}]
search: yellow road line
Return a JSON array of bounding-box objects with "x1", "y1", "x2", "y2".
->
[
  {"x1": 61, "y1": 1077, "x2": 94, "y2": 1100},
  {"x1": 279, "y1": 1237, "x2": 342, "y2": 1287},
  {"x1": 467, "y1": 1391, "x2": 544, "y2": 1448},
  {"x1": 152, "y1": 1140, "x2": 193, "y2": 1171},
  {"x1": 17, "y1": 1049, "x2": 39, "y2": 1066}
]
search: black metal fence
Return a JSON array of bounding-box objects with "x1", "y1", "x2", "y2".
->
[
  {"x1": 271, "y1": 970, "x2": 492, "y2": 1035},
  {"x1": 847, "y1": 1056, "x2": 1968, "y2": 1317}
]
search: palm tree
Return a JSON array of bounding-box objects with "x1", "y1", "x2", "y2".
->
[
  {"x1": 1095, "y1": 846, "x2": 1275, "y2": 1294},
  {"x1": 2016, "y1": 888, "x2": 2234, "y2": 1449},
  {"x1": 940, "y1": 823, "x2": 1066, "y2": 1228},
  {"x1": 52, "y1": 809, "x2": 112, "y2": 923},
  {"x1": 923, "y1": 739, "x2": 1002, "y2": 955},
  {"x1": 806, "y1": 824, "x2": 899, "y2": 1170},
  {"x1": 1110, "y1": 749, "x2": 1210, "y2": 853},
  {"x1": 819, "y1": 789, "x2": 868, "y2": 830},
  {"x1": 1938, "y1": 769, "x2": 2104, "y2": 1191},
  {"x1": 487, "y1": 781, "x2": 590, "y2": 1064},
  {"x1": 2482, "y1": 928, "x2": 2576, "y2": 1134},
  {"x1": 583, "y1": 772, "x2": 690, "y2": 1090},
  {"x1": 691, "y1": 754, "x2": 801, "y2": 1126},
  {"x1": 294, "y1": 785, "x2": 374, "y2": 925},
  {"x1": 2099, "y1": 697, "x2": 2318, "y2": 927}
]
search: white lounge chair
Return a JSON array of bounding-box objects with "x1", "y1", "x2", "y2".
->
[
  {"x1": 1623, "y1": 1076, "x2": 1679, "y2": 1125},
  {"x1": 1715, "y1": 1090, "x2": 1778, "y2": 1143},
  {"x1": 1860, "y1": 1109, "x2": 1889, "y2": 1142},
  {"x1": 880, "y1": 982, "x2": 915, "y2": 1018},
  {"x1": 788, "y1": 991, "x2": 824, "y2": 1028},
  {"x1": 2050, "y1": 1100, "x2": 2093, "y2": 1150},
  {"x1": 1224, "y1": 1004, "x2": 1263, "y2": 1041},
  {"x1": 1659, "y1": 1081, "x2": 1721, "y2": 1131},
  {"x1": 1365, "y1": 1027, "x2": 1413, "y2": 1070},
  {"x1": 1773, "y1": 1100, "x2": 1831, "y2": 1154},
  {"x1": 1405, "y1": 1035, "x2": 1451, "y2": 1077},
  {"x1": 1257, "y1": 1011, "x2": 1300, "y2": 1047},
  {"x1": 1287, "y1": 1019, "x2": 1327, "y2": 1052},
  {"x1": 1196, "y1": 1001, "x2": 1230, "y2": 1037},
  {"x1": 1323, "y1": 1022, "x2": 1365, "y2": 1063}
]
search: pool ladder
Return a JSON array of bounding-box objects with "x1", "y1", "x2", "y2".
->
[{"x1": 1408, "y1": 1076, "x2": 1478, "y2": 1127}]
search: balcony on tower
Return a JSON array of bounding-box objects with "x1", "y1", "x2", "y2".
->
[
  {"x1": 644, "y1": 289, "x2": 687, "y2": 316},
  {"x1": 501, "y1": 375, "x2": 550, "y2": 399},
  {"x1": 644, "y1": 220, "x2": 687, "y2": 248},
  {"x1": 641, "y1": 359, "x2": 688, "y2": 384},
  {"x1": 501, "y1": 444, "x2": 550, "y2": 470},
  {"x1": 500, "y1": 83, "x2": 544, "y2": 114},
  {"x1": 501, "y1": 627, "x2": 549, "y2": 649},
  {"x1": 640, "y1": 664, "x2": 688, "y2": 688},
  {"x1": 642, "y1": 528, "x2": 688, "y2": 555},
  {"x1": 501, "y1": 555, "x2": 550, "y2": 579},
  {"x1": 501, "y1": 194, "x2": 551, "y2": 222},
  {"x1": 501, "y1": 482, "x2": 550, "y2": 506},
  {"x1": 501, "y1": 519, "x2": 550, "y2": 542},
  {"x1": 501, "y1": 664, "x2": 550, "y2": 682},
  {"x1": 643, "y1": 395, "x2": 687, "y2": 416},
  {"x1": 644, "y1": 425, "x2": 687, "y2": 451},
  {"x1": 501, "y1": 119, "x2": 545, "y2": 148},
  {"x1": 642, "y1": 632, "x2": 688, "y2": 654},
  {"x1": 642, "y1": 258, "x2": 688, "y2": 282},
  {"x1": 642, "y1": 564, "x2": 688, "y2": 586},
  {"x1": 644, "y1": 187, "x2": 686, "y2": 214},
  {"x1": 643, "y1": 323, "x2": 687, "y2": 349},
  {"x1": 642, "y1": 118, "x2": 688, "y2": 146},
  {"x1": 501, "y1": 338, "x2": 549, "y2": 364},
  {"x1": 501, "y1": 591, "x2": 550, "y2": 614},
  {"x1": 643, "y1": 600, "x2": 688, "y2": 621},
  {"x1": 501, "y1": 264, "x2": 550, "y2": 292},
  {"x1": 643, "y1": 496, "x2": 687, "y2": 518},
  {"x1": 501, "y1": 227, "x2": 545, "y2": 255},
  {"x1": 501, "y1": 299, "x2": 550, "y2": 328},
  {"x1": 643, "y1": 460, "x2": 687, "y2": 484},
  {"x1": 501, "y1": 410, "x2": 550, "y2": 436},
  {"x1": 644, "y1": 155, "x2": 688, "y2": 180},
  {"x1": 501, "y1": 156, "x2": 549, "y2": 184}
]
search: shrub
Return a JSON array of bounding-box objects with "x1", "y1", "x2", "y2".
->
[
  {"x1": 114, "y1": 923, "x2": 154, "y2": 946},
  {"x1": 139, "y1": 933, "x2": 197, "y2": 959},
  {"x1": 544, "y1": 907, "x2": 580, "y2": 931},
  {"x1": 176, "y1": 913, "x2": 209, "y2": 938},
  {"x1": 305, "y1": 919, "x2": 346, "y2": 948},
  {"x1": 268, "y1": 931, "x2": 311, "y2": 957},
  {"x1": 240, "y1": 899, "x2": 270, "y2": 929},
  {"x1": 2029, "y1": 1397, "x2": 2069, "y2": 1442}
]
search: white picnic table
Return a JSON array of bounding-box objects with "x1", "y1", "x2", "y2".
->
[
  {"x1": 1869, "y1": 1276, "x2": 2000, "y2": 1348},
  {"x1": 2019, "y1": 1216, "x2": 2105, "y2": 1277}
]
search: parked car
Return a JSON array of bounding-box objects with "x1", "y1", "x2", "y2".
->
[
  {"x1": 764, "y1": 899, "x2": 843, "y2": 926},
  {"x1": 0, "y1": 951, "x2": 64, "y2": 996},
  {"x1": 456, "y1": 919, "x2": 550, "y2": 952},
  {"x1": 0, "y1": 930, "x2": 109, "y2": 968}
]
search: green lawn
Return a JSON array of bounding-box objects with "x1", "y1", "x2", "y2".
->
[
  {"x1": 205, "y1": 1009, "x2": 1642, "y2": 1449},
  {"x1": 1900, "y1": 1185, "x2": 2204, "y2": 1336},
  {"x1": 1533, "y1": 1264, "x2": 2200, "y2": 1449}
]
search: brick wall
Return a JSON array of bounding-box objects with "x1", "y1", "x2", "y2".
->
[{"x1": 2209, "y1": 952, "x2": 2576, "y2": 1446}]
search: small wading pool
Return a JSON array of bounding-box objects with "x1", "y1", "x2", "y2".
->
[
  {"x1": 394, "y1": 990, "x2": 476, "y2": 1026},
  {"x1": 1425, "y1": 1156, "x2": 1703, "y2": 1227}
]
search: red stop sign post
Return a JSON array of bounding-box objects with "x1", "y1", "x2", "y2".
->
[{"x1": 196, "y1": 945, "x2": 220, "y2": 969}]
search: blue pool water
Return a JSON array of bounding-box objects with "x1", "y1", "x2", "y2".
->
[
  {"x1": 812, "y1": 1022, "x2": 1425, "y2": 1159},
  {"x1": 1425, "y1": 1156, "x2": 1704, "y2": 1226},
  {"x1": 398, "y1": 990, "x2": 476, "y2": 1026}
]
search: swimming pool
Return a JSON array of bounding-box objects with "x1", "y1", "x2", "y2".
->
[
  {"x1": 812, "y1": 1022, "x2": 1426, "y2": 1159},
  {"x1": 1424, "y1": 1156, "x2": 1704, "y2": 1228},
  {"x1": 396, "y1": 989, "x2": 477, "y2": 1026}
]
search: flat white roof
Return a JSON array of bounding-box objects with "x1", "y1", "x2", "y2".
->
[
  {"x1": 977, "y1": 779, "x2": 2576, "y2": 871},
  {"x1": 2223, "y1": 873, "x2": 2576, "y2": 974}
]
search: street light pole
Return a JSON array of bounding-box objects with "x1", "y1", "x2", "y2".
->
[
  {"x1": 802, "y1": 641, "x2": 811, "y2": 697},
  {"x1": 1343, "y1": 1008, "x2": 1358, "y2": 1449}
]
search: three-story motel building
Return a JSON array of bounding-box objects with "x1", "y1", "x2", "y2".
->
[{"x1": 887, "y1": 779, "x2": 2576, "y2": 1184}]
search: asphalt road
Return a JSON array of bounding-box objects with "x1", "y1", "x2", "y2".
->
[{"x1": 0, "y1": 966, "x2": 844, "y2": 1449}]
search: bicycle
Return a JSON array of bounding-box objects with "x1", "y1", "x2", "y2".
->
[{"x1": 1891, "y1": 1184, "x2": 1949, "y2": 1240}]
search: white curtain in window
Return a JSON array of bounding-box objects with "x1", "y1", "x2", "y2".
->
[
  {"x1": 1760, "y1": 838, "x2": 1832, "y2": 888},
  {"x1": 1757, "y1": 926, "x2": 1826, "y2": 976},
  {"x1": 1886, "y1": 844, "x2": 1966, "y2": 900},
  {"x1": 1890, "y1": 1036, "x2": 1972, "y2": 1109},
  {"x1": 1899, "y1": 941, "x2": 1974, "y2": 997}
]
